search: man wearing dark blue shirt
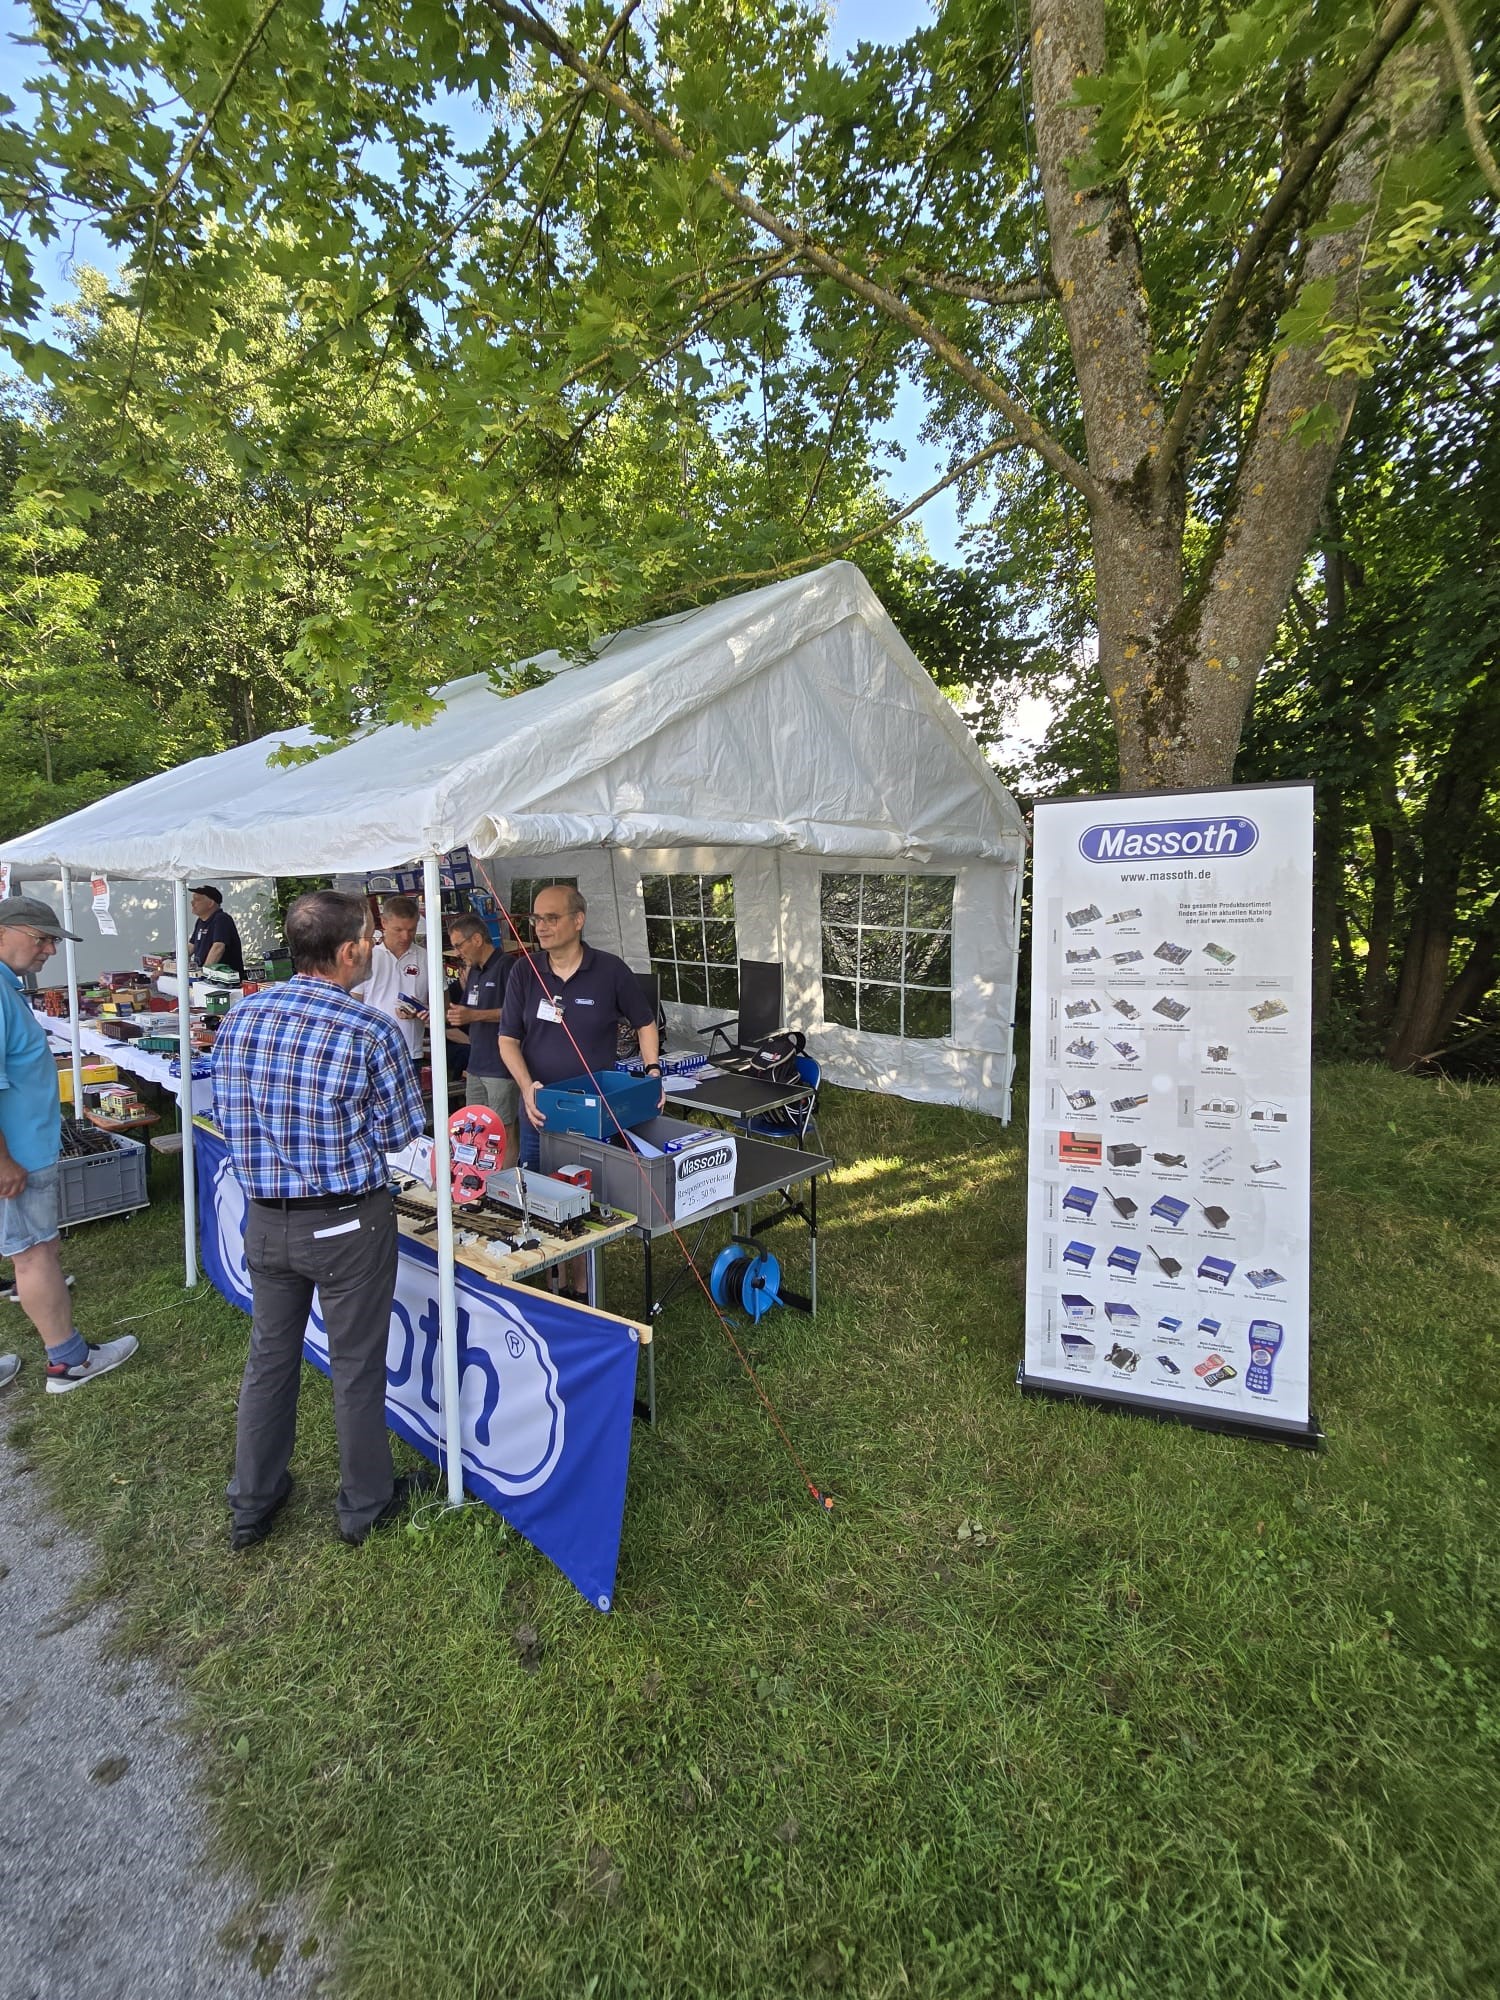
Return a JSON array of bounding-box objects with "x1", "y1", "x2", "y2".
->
[
  {"x1": 188, "y1": 885, "x2": 244, "y2": 977},
  {"x1": 445, "y1": 914, "x2": 517, "y2": 1162},
  {"x1": 498, "y1": 885, "x2": 661, "y2": 1171},
  {"x1": 213, "y1": 890, "x2": 430, "y2": 1550}
]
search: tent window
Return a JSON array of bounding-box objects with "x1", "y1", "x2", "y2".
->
[
  {"x1": 819, "y1": 873, "x2": 954, "y2": 1039},
  {"x1": 508, "y1": 876, "x2": 578, "y2": 934},
  {"x1": 642, "y1": 874, "x2": 738, "y2": 1009}
]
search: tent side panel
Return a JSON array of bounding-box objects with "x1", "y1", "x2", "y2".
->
[
  {"x1": 25, "y1": 876, "x2": 276, "y2": 989},
  {"x1": 778, "y1": 855, "x2": 1016, "y2": 1119}
]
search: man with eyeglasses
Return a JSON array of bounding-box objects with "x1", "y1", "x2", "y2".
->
[
  {"x1": 498, "y1": 885, "x2": 662, "y2": 1177},
  {"x1": 0, "y1": 896, "x2": 139, "y2": 1394}
]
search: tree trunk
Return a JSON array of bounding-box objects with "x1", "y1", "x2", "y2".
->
[
  {"x1": 1383, "y1": 690, "x2": 1500, "y2": 1067},
  {"x1": 1312, "y1": 781, "x2": 1343, "y2": 1031},
  {"x1": 1362, "y1": 795, "x2": 1397, "y2": 1036},
  {"x1": 1030, "y1": 0, "x2": 1441, "y2": 789}
]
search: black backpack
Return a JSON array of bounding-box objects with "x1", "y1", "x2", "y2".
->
[{"x1": 743, "y1": 1030, "x2": 807, "y2": 1085}]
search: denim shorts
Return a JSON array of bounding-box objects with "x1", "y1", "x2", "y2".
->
[{"x1": 0, "y1": 1161, "x2": 61, "y2": 1257}]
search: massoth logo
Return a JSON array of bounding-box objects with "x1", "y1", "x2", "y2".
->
[
  {"x1": 381, "y1": 1286, "x2": 566, "y2": 1496},
  {"x1": 211, "y1": 1154, "x2": 253, "y2": 1307},
  {"x1": 1078, "y1": 816, "x2": 1259, "y2": 861}
]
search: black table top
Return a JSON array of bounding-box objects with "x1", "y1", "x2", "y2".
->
[{"x1": 662, "y1": 1070, "x2": 808, "y2": 1120}]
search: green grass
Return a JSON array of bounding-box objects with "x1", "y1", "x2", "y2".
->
[{"x1": 6, "y1": 1065, "x2": 1498, "y2": 2000}]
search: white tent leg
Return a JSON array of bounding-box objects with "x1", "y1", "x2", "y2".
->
[
  {"x1": 423, "y1": 855, "x2": 463, "y2": 1507},
  {"x1": 59, "y1": 866, "x2": 84, "y2": 1118},
  {"x1": 172, "y1": 881, "x2": 198, "y2": 1287},
  {"x1": 1002, "y1": 857, "x2": 1026, "y2": 1126}
]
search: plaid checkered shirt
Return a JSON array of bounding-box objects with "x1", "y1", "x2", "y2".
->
[{"x1": 212, "y1": 975, "x2": 425, "y2": 1199}]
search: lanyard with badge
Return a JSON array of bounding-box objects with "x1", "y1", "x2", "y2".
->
[{"x1": 537, "y1": 992, "x2": 564, "y2": 1023}]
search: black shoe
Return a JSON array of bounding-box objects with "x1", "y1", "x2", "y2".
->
[
  {"x1": 228, "y1": 1481, "x2": 294, "y2": 1552},
  {"x1": 339, "y1": 1466, "x2": 439, "y2": 1547}
]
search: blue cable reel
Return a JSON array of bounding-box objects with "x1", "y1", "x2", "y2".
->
[{"x1": 708, "y1": 1243, "x2": 783, "y2": 1322}]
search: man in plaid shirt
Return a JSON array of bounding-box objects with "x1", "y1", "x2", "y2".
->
[{"x1": 214, "y1": 890, "x2": 432, "y2": 1549}]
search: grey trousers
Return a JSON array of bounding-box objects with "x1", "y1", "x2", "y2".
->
[
  {"x1": 465, "y1": 1070, "x2": 519, "y2": 1121},
  {"x1": 228, "y1": 1188, "x2": 399, "y2": 1539}
]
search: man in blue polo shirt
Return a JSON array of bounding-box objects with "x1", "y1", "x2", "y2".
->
[
  {"x1": 445, "y1": 914, "x2": 518, "y2": 1163},
  {"x1": 498, "y1": 885, "x2": 662, "y2": 1172},
  {"x1": 0, "y1": 895, "x2": 139, "y2": 1394}
]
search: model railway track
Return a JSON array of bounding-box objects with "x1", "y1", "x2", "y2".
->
[{"x1": 391, "y1": 1191, "x2": 591, "y2": 1244}]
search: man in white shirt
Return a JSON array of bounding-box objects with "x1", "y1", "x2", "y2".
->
[{"x1": 353, "y1": 895, "x2": 428, "y2": 1063}]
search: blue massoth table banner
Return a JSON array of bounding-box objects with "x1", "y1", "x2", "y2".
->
[
  {"x1": 194, "y1": 1123, "x2": 641, "y2": 1606},
  {"x1": 1023, "y1": 781, "x2": 1319, "y2": 1445}
]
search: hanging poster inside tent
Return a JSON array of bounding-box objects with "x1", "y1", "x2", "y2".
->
[
  {"x1": 90, "y1": 873, "x2": 117, "y2": 936},
  {"x1": 0, "y1": 862, "x2": 10, "y2": 899},
  {"x1": 1021, "y1": 782, "x2": 1319, "y2": 1444}
]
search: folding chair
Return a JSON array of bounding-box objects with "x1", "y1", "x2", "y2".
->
[
  {"x1": 702, "y1": 958, "x2": 783, "y2": 1063},
  {"x1": 621, "y1": 971, "x2": 663, "y2": 1060},
  {"x1": 745, "y1": 1053, "x2": 822, "y2": 1149}
]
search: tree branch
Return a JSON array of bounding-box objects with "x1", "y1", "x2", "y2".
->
[
  {"x1": 900, "y1": 268, "x2": 1051, "y2": 308},
  {"x1": 149, "y1": 0, "x2": 287, "y2": 217},
  {"x1": 487, "y1": 0, "x2": 1103, "y2": 507},
  {"x1": 506, "y1": 0, "x2": 645, "y2": 276},
  {"x1": 646, "y1": 436, "x2": 1020, "y2": 612},
  {"x1": 1157, "y1": 0, "x2": 1427, "y2": 496},
  {"x1": 1432, "y1": 0, "x2": 1500, "y2": 198}
]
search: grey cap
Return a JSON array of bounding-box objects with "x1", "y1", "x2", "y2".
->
[{"x1": 0, "y1": 894, "x2": 82, "y2": 942}]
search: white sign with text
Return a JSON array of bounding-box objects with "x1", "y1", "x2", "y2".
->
[{"x1": 1023, "y1": 783, "x2": 1316, "y2": 1439}]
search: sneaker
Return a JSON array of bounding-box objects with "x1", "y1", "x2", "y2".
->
[
  {"x1": 2, "y1": 1273, "x2": 74, "y2": 1304},
  {"x1": 45, "y1": 1333, "x2": 139, "y2": 1394},
  {"x1": 0, "y1": 1353, "x2": 20, "y2": 1389},
  {"x1": 229, "y1": 1480, "x2": 295, "y2": 1553},
  {"x1": 339, "y1": 1466, "x2": 439, "y2": 1547}
]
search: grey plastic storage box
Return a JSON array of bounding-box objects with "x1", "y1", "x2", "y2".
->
[
  {"x1": 57, "y1": 1131, "x2": 149, "y2": 1227},
  {"x1": 541, "y1": 1115, "x2": 736, "y2": 1229}
]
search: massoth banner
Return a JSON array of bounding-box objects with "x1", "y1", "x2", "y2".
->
[
  {"x1": 1022, "y1": 782, "x2": 1319, "y2": 1444},
  {"x1": 195, "y1": 1123, "x2": 642, "y2": 1605}
]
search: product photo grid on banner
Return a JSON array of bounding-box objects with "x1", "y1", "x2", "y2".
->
[{"x1": 1020, "y1": 781, "x2": 1322, "y2": 1447}]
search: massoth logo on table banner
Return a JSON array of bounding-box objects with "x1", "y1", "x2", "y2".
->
[{"x1": 195, "y1": 1123, "x2": 640, "y2": 1608}]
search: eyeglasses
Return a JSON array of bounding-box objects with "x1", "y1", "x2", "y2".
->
[
  {"x1": 14, "y1": 928, "x2": 57, "y2": 948},
  {"x1": 530, "y1": 911, "x2": 570, "y2": 925}
]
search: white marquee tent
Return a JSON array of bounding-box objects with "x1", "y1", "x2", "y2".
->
[{"x1": 4, "y1": 560, "x2": 1026, "y2": 1498}]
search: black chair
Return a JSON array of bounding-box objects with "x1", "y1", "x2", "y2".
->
[
  {"x1": 702, "y1": 958, "x2": 783, "y2": 1062},
  {"x1": 620, "y1": 970, "x2": 663, "y2": 1061}
]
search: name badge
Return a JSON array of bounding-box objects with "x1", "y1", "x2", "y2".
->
[{"x1": 538, "y1": 998, "x2": 563, "y2": 1024}]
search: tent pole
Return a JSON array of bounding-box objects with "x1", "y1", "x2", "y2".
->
[
  {"x1": 423, "y1": 855, "x2": 463, "y2": 1507},
  {"x1": 172, "y1": 880, "x2": 198, "y2": 1287},
  {"x1": 1003, "y1": 852, "x2": 1026, "y2": 1127},
  {"x1": 58, "y1": 867, "x2": 84, "y2": 1119}
]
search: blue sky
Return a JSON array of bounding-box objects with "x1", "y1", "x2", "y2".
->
[{"x1": 0, "y1": 0, "x2": 961, "y2": 558}]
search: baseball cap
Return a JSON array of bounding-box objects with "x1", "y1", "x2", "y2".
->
[
  {"x1": 0, "y1": 894, "x2": 82, "y2": 941},
  {"x1": 188, "y1": 884, "x2": 224, "y2": 904}
]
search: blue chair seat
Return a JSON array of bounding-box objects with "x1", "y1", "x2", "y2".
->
[{"x1": 745, "y1": 1054, "x2": 821, "y2": 1148}]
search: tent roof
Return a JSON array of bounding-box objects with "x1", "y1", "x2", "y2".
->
[{"x1": 5, "y1": 561, "x2": 1025, "y2": 879}]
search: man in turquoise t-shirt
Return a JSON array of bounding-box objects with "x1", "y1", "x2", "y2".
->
[{"x1": 0, "y1": 896, "x2": 139, "y2": 1393}]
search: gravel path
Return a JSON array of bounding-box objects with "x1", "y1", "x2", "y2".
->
[{"x1": 0, "y1": 1388, "x2": 335, "y2": 2000}]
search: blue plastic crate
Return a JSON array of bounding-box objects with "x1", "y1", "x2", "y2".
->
[{"x1": 535, "y1": 1069, "x2": 660, "y2": 1140}]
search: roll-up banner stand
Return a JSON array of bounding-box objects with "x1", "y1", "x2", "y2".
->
[{"x1": 1020, "y1": 781, "x2": 1322, "y2": 1448}]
